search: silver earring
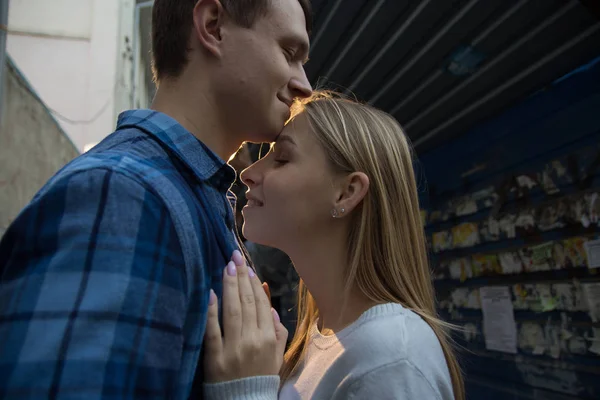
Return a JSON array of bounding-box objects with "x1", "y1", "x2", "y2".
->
[
  {"x1": 340, "y1": 208, "x2": 345, "y2": 214},
  {"x1": 331, "y1": 209, "x2": 338, "y2": 218}
]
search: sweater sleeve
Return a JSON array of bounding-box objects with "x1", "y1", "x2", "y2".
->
[
  {"x1": 342, "y1": 359, "x2": 448, "y2": 400},
  {"x1": 203, "y1": 375, "x2": 280, "y2": 400}
]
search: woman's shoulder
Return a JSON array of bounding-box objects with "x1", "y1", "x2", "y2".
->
[
  {"x1": 343, "y1": 303, "x2": 451, "y2": 378},
  {"x1": 346, "y1": 303, "x2": 439, "y2": 343},
  {"x1": 300, "y1": 304, "x2": 454, "y2": 400}
]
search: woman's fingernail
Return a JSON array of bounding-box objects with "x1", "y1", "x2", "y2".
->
[
  {"x1": 271, "y1": 308, "x2": 280, "y2": 323},
  {"x1": 248, "y1": 267, "x2": 255, "y2": 278},
  {"x1": 226, "y1": 261, "x2": 237, "y2": 276},
  {"x1": 232, "y1": 250, "x2": 244, "y2": 266},
  {"x1": 209, "y1": 289, "x2": 217, "y2": 305}
]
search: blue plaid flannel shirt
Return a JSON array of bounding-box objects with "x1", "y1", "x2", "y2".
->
[{"x1": 0, "y1": 110, "x2": 240, "y2": 399}]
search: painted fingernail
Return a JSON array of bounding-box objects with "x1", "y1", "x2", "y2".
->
[
  {"x1": 226, "y1": 261, "x2": 237, "y2": 276},
  {"x1": 209, "y1": 289, "x2": 217, "y2": 305},
  {"x1": 232, "y1": 250, "x2": 244, "y2": 266},
  {"x1": 248, "y1": 267, "x2": 255, "y2": 278},
  {"x1": 271, "y1": 308, "x2": 280, "y2": 323}
]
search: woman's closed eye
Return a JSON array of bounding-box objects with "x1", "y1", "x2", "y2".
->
[{"x1": 271, "y1": 140, "x2": 293, "y2": 165}]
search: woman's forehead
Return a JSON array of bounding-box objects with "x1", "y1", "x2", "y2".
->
[{"x1": 282, "y1": 113, "x2": 312, "y2": 142}]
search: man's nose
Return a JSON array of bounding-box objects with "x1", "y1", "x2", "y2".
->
[{"x1": 289, "y1": 69, "x2": 312, "y2": 99}]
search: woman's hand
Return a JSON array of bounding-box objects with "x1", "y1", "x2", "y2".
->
[{"x1": 204, "y1": 250, "x2": 288, "y2": 383}]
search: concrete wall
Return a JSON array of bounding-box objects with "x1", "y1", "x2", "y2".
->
[
  {"x1": 136, "y1": 2, "x2": 156, "y2": 109},
  {"x1": 6, "y1": 0, "x2": 136, "y2": 151},
  {"x1": 0, "y1": 58, "x2": 79, "y2": 237}
]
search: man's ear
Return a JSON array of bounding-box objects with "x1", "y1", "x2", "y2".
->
[
  {"x1": 334, "y1": 172, "x2": 369, "y2": 217},
  {"x1": 192, "y1": 0, "x2": 226, "y2": 57}
]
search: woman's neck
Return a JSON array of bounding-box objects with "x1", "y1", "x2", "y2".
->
[
  {"x1": 286, "y1": 231, "x2": 376, "y2": 334},
  {"x1": 316, "y1": 292, "x2": 375, "y2": 335}
]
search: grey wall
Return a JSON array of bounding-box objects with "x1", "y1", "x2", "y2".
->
[{"x1": 0, "y1": 58, "x2": 79, "y2": 236}]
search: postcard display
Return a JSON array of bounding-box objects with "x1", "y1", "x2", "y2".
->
[{"x1": 425, "y1": 143, "x2": 600, "y2": 394}]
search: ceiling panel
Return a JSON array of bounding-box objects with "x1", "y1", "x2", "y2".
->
[
  {"x1": 135, "y1": 0, "x2": 600, "y2": 154},
  {"x1": 305, "y1": 0, "x2": 600, "y2": 153}
]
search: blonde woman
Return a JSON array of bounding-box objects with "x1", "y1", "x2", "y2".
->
[{"x1": 202, "y1": 92, "x2": 465, "y2": 400}]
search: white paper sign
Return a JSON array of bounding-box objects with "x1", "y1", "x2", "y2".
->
[
  {"x1": 480, "y1": 286, "x2": 518, "y2": 354},
  {"x1": 589, "y1": 328, "x2": 600, "y2": 356},
  {"x1": 582, "y1": 282, "x2": 600, "y2": 322},
  {"x1": 584, "y1": 239, "x2": 600, "y2": 268}
]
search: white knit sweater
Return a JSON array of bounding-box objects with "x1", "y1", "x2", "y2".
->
[{"x1": 204, "y1": 303, "x2": 454, "y2": 399}]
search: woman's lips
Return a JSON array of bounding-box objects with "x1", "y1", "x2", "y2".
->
[{"x1": 246, "y1": 198, "x2": 263, "y2": 207}]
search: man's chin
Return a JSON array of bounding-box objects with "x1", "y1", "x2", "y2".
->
[{"x1": 284, "y1": 108, "x2": 292, "y2": 124}]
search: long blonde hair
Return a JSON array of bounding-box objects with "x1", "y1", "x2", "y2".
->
[{"x1": 280, "y1": 91, "x2": 465, "y2": 400}]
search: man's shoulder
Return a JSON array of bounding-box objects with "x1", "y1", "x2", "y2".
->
[
  {"x1": 50, "y1": 127, "x2": 183, "y2": 195},
  {"x1": 76, "y1": 127, "x2": 172, "y2": 173}
]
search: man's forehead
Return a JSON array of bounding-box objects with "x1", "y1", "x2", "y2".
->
[{"x1": 267, "y1": 0, "x2": 310, "y2": 39}]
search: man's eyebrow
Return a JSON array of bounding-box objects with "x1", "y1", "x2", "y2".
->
[
  {"x1": 299, "y1": 41, "x2": 310, "y2": 64},
  {"x1": 299, "y1": 41, "x2": 309, "y2": 60},
  {"x1": 285, "y1": 34, "x2": 310, "y2": 63}
]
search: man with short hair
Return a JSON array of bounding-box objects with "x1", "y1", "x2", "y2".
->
[{"x1": 0, "y1": 0, "x2": 312, "y2": 398}]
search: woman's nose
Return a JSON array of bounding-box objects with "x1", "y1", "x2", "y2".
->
[{"x1": 240, "y1": 165, "x2": 257, "y2": 188}]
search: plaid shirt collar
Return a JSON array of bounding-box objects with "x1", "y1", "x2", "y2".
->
[{"x1": 116, "y1": 109, "x2": 236, "y2": 193}]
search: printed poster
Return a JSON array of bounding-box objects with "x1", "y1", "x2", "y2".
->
[
  {"x1": 554, "y1": 237, "x2": 588, "y2": 268},
  {"x1": 498, "y1": 252, "x2": 523, "y2": 275},
  {"x1": 451, "y1": 223, "x2": 480, "y2": 248},
  {"x1": 432, "y1": 231, "x2": 452, "y2": 253},
  {"x1": 472, "y1": 254, "x2": 501, "y2": 276}
]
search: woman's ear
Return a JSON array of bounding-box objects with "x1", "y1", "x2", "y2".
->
[
  {"x1": 192, "y1": 0, "x2": 226, "y2": 58},
  {"x1": 333, "y1": 172, "x2": 369, "y2": 217}
]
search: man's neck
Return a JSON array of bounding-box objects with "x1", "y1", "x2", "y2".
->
[{"x1": 151, "y1": 78, "x2": 239, "y2": 161}]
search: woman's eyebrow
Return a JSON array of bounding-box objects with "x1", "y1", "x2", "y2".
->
[{"x1": 274, "y1": 134, "x2": 297, "y2": 146}]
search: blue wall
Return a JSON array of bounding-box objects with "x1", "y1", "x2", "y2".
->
[
  {"x1": 420, "y1": 57, "x2": 600, "y2": 400},
  {"x1": 419, "y1": 57, "x2": 600, "y2": 201}
]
